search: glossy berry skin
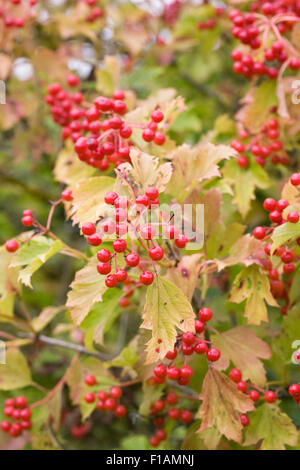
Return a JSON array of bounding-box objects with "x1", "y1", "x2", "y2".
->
[
  {"x1": 180, "y1": 366, "x2": 193, "y2": 379},
  {"x1": 140, "y1": 271, "x2": 154, "y2": 285},
  {"x1": 264, "y1": 391, "x2": 277, "y2": 403},
  {"x1": 287, "y1": 212, "x2": 299, "y2": 224},
  {"x1": 1, "y1": 421, "x2": 11, "y2": 432},
  {"x1": 175, "y1": 234, "x2": 188, "y2": 248},
  {"x1": 61, "y1": 189, "x2": 73, "y2": 201},
  {"x1": 182, "y1": 332, "x2": 195, "y2": 345},
  {"x1": 97, "y1": 262, "x2": 111, "y2": 275},
  {"x1": 289, "y1": 384, "x2": 300, "y2": 398},
  {"x1": 253, "y1": 226, "x2": 266, "y2": 239},
  {"x1": 237, "y1": 381, "x2": 248, "y2": 393},
  {"x1": 195, "y1": 320, "x2": 205, "y2": 333},
  {"x1": 105, "y1": 192, "x2": 118, "y2": 205},
  {"x1": 166, "y1": 392, "x2": 178, "y2": 405},
  {"x1": 249, "y1": 390, "x2": 260, "y2": 402},
  {"x1": 263, "y1": 198, "x2": 276, "y2": 212},
  {"x1": 291, "y1": 173, "x2": 300, "y2": 186},
  {"x1": 115, "y1": 405, "x2": 126, "y2": 418},
  {"x1": 22, "y1": 215, "x2": 33, "y2": 226},
  {"x1": 97, "y1": 249, "x2": 111, "y2": 262},
  {"x1": 84, "y1": 393, "x2": 95, "y2": 403},
  {"x1": 115, "y1": 269, "x2": 127, "y2": 282},
  {"x1": 206, "y1": 348, "x2": 220, "y2": 362},
  {"x1": 276, "y1": 199, "x2": 289, "y2": 212},
  {"x1": 87, "y1": 233, "x2": 102, "y2": 246},
  {"x1": 150, "y1": 436, "x2": 160, "y2": 447},
  {"x1": 198, "y1": 307, "x2": 213, "y2": 322},
  {"x1": 151, "y1": 110, "x2": 164, "y2": 122},
  {"x1": 5, "y1": 239, "x2": 19, "y2": 252},
  {"x1": 20, "y1": 408, "x2": 31, "y2": 420},
  {"x1": 82, "y1": 222, "x2": 95, "y2": 236},
  {"x1": 15, "y1": 396, "x2": 27, "y2": 409},
  {"x1": 154, "y1": 364, "x2": 167, "y2": 378},
  {"x1": 149, "y1": 245, "x2": 164, "y2": 261},
  {"x1": 85, "y1": 374, "x2": 96, "y2": 386},
  {"x1": 110, "y1": 386, "x2": 123, "y2": 399},
  {"x1": 126, "y1": 252, "x2": 140, "y2": 267},
  {"x1": 194, "y1": 341, "x2": 208, "y2": 354},
  {"x1": 156, "y1": 429, "x2": 167, "y2": 441},
  {"x1": 167, "y1": 366, "x2": 180, "y2": 380},
  {"x1": 165, "y1": 348, "x2": 177, "y2": 360},
  {"x1": 180, "y1": 410, "x2": 193, "y2": 424},
  {"x1": 145, "y1": 187, "x2": 159, "y2": 200},
  {"x1": 105, "y1": 275, "x2": 118, "y2": 288},
  {"x1": 113, "y1": 239, "x2": 127, "y2": 253},
  {"x1": 104, "y1": 398, "x2": 117, "y2": 411},
  {"x1": 168, "y1": 408, "x2": 180, "y2": 420}
]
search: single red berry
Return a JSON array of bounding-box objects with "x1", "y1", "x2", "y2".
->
[
  {"x1": 195, "y1": 319, "x2": 205, "y2": 333},
  {"x1": 198, "y1": 307, "x2": 213, "y2": 322},
  {"x1": 85, "y1": 374, "x2": 96, "y2": 386},
  {"x1": 154, "y1": 132, "x2": 166, "y2": 145},
  {"x1": 240, "y1": 414, "x2": 250, "y2": 427},
  {"x1": 180, "y1": 410, "x2": 193, "y2": 424},
  {"x1": 115, "y1": 269, "x2": 127, "y2": 282},
  {"x1": 289, "y1": 384, "x2": 300, "y2": 398},
  {"x1": 165, "y1": 225, "x2": 179, "y2": 240},
  {"x1": 114, "y1": 405, "x2": 127, "y2": 418},
  {"x1": 22, "y1": 215, "x2": 33, "y2": 226},
  {"x1": 142, "y1": 128, "x2": 155, "y2": 142},
  {"x1": 175, "y1": 234, "x2": 188, "y2": 248},
  {"x1": 82, "y1": 222, "x2": 95, "y2": 236},
  {"x1": 153, "y1": 400, "x2": 165, "y2": 412},
  {"x1": 287, "y1": 212, "x2": 299, "y2": 224},
  {"x1": 263, "y1": 198, "x2": 276, "y2": 212},
  {"x1": 249, "y1": 390, "x2": 260, "y2": 402},
  {"x1": 21, "y1": 420, "x2": 32, "y2": 430},
  {"x1": 20, "y1": 408, "x2": 31, "y2": 421},
  {"x1": 237, "y1": 155, "x2": 249, "y2": 168},
  {"x1": 1, "y1": 421, "x2": 11, "y2": 432},
  {"x1": 165, "y1": 348, "x2": 177, "y2": 360},
  {"x1": 150, "y1": 436, "x2": 160, "y2": 447},
  {"x1": 181, "y1": 343, "x2": 194, "y2": 356},
  {"x1": 182, "y1": 332, "x2": 195, "y2": 345},
  {"x1": 126, "y1": 252, "x2": 140, "y2": 267},
  {"x1": 97, "y1": 249, "x2": 111, "y2": 262},
  {"x1": 97, "y1": 262, "x2": 111, "y2": 275},
  {"x1": 155, "y1": 429, "x2": 167, "y2": 441},
  {"x1": 87, "y1": 233, "x2": 102, "y2": 246},
  {"x1": 168, "y1": 408, "x2": 180, "y2": 420},
  {"x1": 67, "y1": 74, "x2": 79, "y2": 87},
  {"x1": 5, "y1": 398, "x2": 15, "y2": 407},
  {"x1": 264, "y1": 391, "x2": 277, "y2": 403},
  {"x1": 5, "y1": 239, "x2": 19, "y2": 252},
  {"x1": 112, "y1": 239, "x2": 127, "y2": 253},
  {"x1": 9, "y1": 423, "x2": 22, "y2": 437},
  {"x1": 167, "y1": 366, "x2": 180, "y2": 380},
  {"x1": 61, "y1": 189, "x2": 73, "y2": 201},
  {"x1": 110, "y1": 386, "x2": 122, "y2": 399},
  {"x1": 194, "y1": 341, "x2": 208, "y2": 354},
  {"x1": 154, "y1": 364, "x2": 167, "y2": 378},
  {"x1": 180, "y1": 366, "x2": 194, "y2": 379},
  {"x1": 253, "y1": 226, "x2": 266, "y2": 239},
  {"x1": 104, "y1": 397, "x2": 117, "y2": 411},
  {"x1": 98, "y1": 391, "x2": 108, "y2": 401},
  {"x1": 15, "y1": 396, "x2": 27, "y2": 409},
  {"x1": 166, "y1": 392, "x2": 178, "y2": 405},
  {"x1": 84, "y1": 393, "x2": 95, "y2": 403},
  {"x1": 149, "y1": 245, "x2": 164, "y2": 261},
  {"x1": 237, "y1": 381, "x2": 248, "y2": 393},
  {"x1": 206, "y1": 348, "x2": 221, "y2": 362},
  {"x1": 291, "y1": 173, "x2": 300, "y2": 186},
  {"x1": 140, "y1": 271, "x2": 154, "y2": 285},
  {"x1": 151, "y1": 110, "x2": 164, "y2": 122},
  {"x1": 105, "y1": 192, "x2": 118, "y2": 205}
]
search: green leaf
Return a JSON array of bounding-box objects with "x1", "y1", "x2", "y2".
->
[
  {"x1": 244, "y1": 403, "x2": 298, "y2": 450},
  {"x1": 10, "y1": 236, "x2": 62, "y2": 288},
  {"x1": 141, "y1": 276, "x2": 195, "y2": 363},
  {"x1": 31, "y1": 306, "x2": 65, "y2": 333},
  {"x1": 0, "y1": 348, "x2": 31, "y2": 390},
  {"x1": 229, "y1": 265, "x2": 278, "y2": 325},
  {"x1": 66, "y1": 257, "x2": 108, "y2": 325},
  {"x1": 271, "y1": 221, "x2": 300, "y2": 254},
  {"x1": 0, "y1": 247, "x2": 20, "y2": 317},
  {"x1": 242, "y1": 81, "x2": 277, "y2": 133},
  {"x1": 182, "y1": 422, "x2": 221, "y2": 450}
]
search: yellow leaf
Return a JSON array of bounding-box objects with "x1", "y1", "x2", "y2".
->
[
  {"x1": 197, "y1": 368, "x2": 254, "y2": 443},
  {"x1": 54, "y1": 142, "x2": 96, "y2": 187},
  {"x1": 141, "y1": 276, "x2": 195, "y2": 364},
  {"x1": 229, "y1": 265, "x2": 277, "y2": 325},
  {"x1": 165, "y1": 254, "x2": 203, "y2": 301}
]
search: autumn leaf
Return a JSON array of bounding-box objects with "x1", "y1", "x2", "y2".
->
[
  {"x1": 70, "y1": 176, "x2": 115, "y2": 227},
  {"x1": 166, "y1": 143, "x2": 237, "y2": 202},
  {"x1": 211, "y1": 326, "x2": 271, "y2": 387},
  {"x1": 117, "y1": 148, "x2": 173, "y2": 194},
  {"x1": 66, "y1": 257, "x2": 108, "y2": 325},
  {"x1": 0, "y1": 348, "x2": 31, "y2": 390},
  {"x1": 244, "y1": 403, "x2": 298, "y2": 450},
  {"x1": 216, "y1": 234, "x2": 264, "y2": 271},
  {"x1": 165, "y1": 254, "x2": 203, "y2": 301},
  {"x1": 197, "y1": 368, "x2": 254, "y2": 443},
  {"x1": 10, "y1": 236, "x2": 63, "y2": 288},
  {"x1": 141, "y1": 276, "x2": 195, "y2": 363},
  {"x1": 31, "y1": 306, "x2": 66, "y2": 333},
  {"x1": 54, "y1": 142, "x2": 96, "y2": 187},
  {"x1": 0, "y1": 247, "x2": 20, "y2": 317},
  {"x1": 271, "y1": 220, "x2": 300, "y2": 254},
  {"x1": 229, "y1": 265, "x2": 278, "y2": 325},
  {"x1": 182, "y1": 422, "x2": 221, "y2": 450},
  {"x1": 96, "y1": 56, "x2": 120, "y2": 96}
]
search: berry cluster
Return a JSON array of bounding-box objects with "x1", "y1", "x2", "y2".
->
[
  {"x1": 148, "y1": 308, "x2": 220, "y2": 384},
  {"x1": 84, "y1": 376, "x2": 127, "y2": 418},
  {"x1": 228, "y1": 367, "x2": 278, "y2": 427},
  {"x1": 230, "y1": 6, "x2": 300, "y2": 80},
  {"x1": 163, "y1": 0, "x2": 182, "y2": 26},
  {"x1": 232, "y1": 117, "x2": 289, "y2": 169},
  {"x1": 1, "y1": 396, "x2": 31, "y2": 438},
  {"x1": 0, "y1": 0, "x2": 37, "y2": 30},
  {"x1": 79, "y1": 188, "x2": 188, "y2": 301},
  {"x1": 252, "y1": 173, "x2": 300, "y2": 313},
  {"x1": 148, "y1": 391, "x2": 193, "y2": 448},
  {"x1": 46, "y1": 79, "x2": 166, "y2": 172}
]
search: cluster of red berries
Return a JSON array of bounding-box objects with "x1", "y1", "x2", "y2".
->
[
  {"x1": 148, "y1": 391, "x2": 193, "y2": 448},
  {"x1": 46, "y1": 79, "x2": 166, "y2": 172},
  {"x1": 230, "y1": 7, "x2": 300, "y2": 80},
  {"x1": 1, "y1": 396, "x2": 31, "y2": 438},
  {"x1": 148, "y1": 308, "x2": 220, "y2": 386},
  {"x1": 0, "y1": 0, "x2": 37, "y2": 29},
  {"x1": 80, "y1": 188, "x2": 188, "y2": 297},
  {"x1": 84, "y1": 375, "x2": 127, "y2": 418},
  {"x1": 81, "y1": 0, "x2": 103, "y2": 23},
  {"x1": 197, "y1": 7, "x2": 224, "y2": 31},
  {"x1": 232, "y1": 117, "x2": 289, "y2": 169},
  {"x1": 289, "y1": 383, "x2": 300, "y2": 405},
  {"x1": 163, "y1": 0, "x2": 182, "y2": 27},
  {"x1": 229, "y1": 367, "x2": 278, "y2": 427}
]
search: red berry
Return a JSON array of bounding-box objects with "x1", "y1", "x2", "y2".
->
[
  {"x1": 182, "y1": 332, "x2": 195, "y2": 345},
  {"x1": 15, "y1": 396, "x2": 27, "y2": 409},
  {"x1": 194, "y1": 341, "x2": 208, "y2": 354},
  {"x1": 149, "y1": 245, "x2": 164, "y2": 261},
  {"x1": 22, "y1": 215, "x2": 33, "y2": 226},
  {"x1": 165, "y1": 348, "x2": 177, "y2": 360},
  {"x1": 180, "y1": 410, "x2": 193, "y2": 424},
  {"x1": 249, "y1": 390, "x2": 260, "y2": 402},
  {"x1": 140, "y1": 271, "x2": 154, "y2": 285},
  {"x1": 165, "y1": 225, "x2": 179, "y2": 240},
  {"x1": 85, "y1": 374, "x2": 96, "y2": 386},
  {"x1": 87, "y1": 233, "x2": 102, "y2": 246},
  {"x1": 82, "y1": 222, "x2": 95, "y2": 236},
  {"x1": 175, "y1": 234, "x2": 188, "y2": 248},
  {"x1": 166, "y1": 392, "x2": 178, "y2": 405},
  {"x1": 153, "y1": 400, "x2": 165, "y2": 412},
  {"x1": 98, "y1": 391, "x2": 108, "y2": 401},
  {"x1": 104, "y1": 397, "x2": 117, "y2": 410},
  {"x1": 114, "y1": 405, "x2": 126, "y2": 418},
  {"x1": 105, "y1": 192, "x2": 118, "y2": 205},
  {"x1": 1, "y1": 421, "x2": 11, "y2": 432},
  {"x1": 289, "y1": 384, "x2": 300, "y2": 398},
  {"x1": 277, "y1": 199, "x2": 289, "y2": 212},
  {"x1": 198, "y1": 307, "x2": 213, "y2": 322},
  {"x1": 20, "y1": 408, "x2": 31, "y2": 420},
  {"x1": 110, "y1": 386, "x2": 122, "y2": 399},
  {"x1": 113, "y1": 239, "x2": 127, "y2": 253},
  {"x1": 126, "y1": 252, "x2": 140, "y2": 267},
  {"x1": 291, "y1": 173, "x2": 300, "y2": 186},
  {"x1": 287, "y1": 212, "x2": 299, "y2": 224},
  {"x1": 142, "y1": 128, "x2": 155, "y2": 142},
  {"x1": 155, "y1": 429, "x2": 167, "y2": 441},
  {"x1": 237, "y1": 381, "x2": 248, "y2": 393},
  {"x1": 180, "y1": 366, "x2": 193, "y2": 379},
  {"x1": 195, "y1": 319, "x2": 205, "y2": 333},
  {"x1": 115, "y1": 269, "x2": 127, "y2": 282},
  {"x1": 168, "y1": 408, "x2": 180, "y2": 420},
  {"x1": 150, "y1": 436, "x2": 160, "y2": 447},
  {"x1": 167, "y1": 366, "x2": 180, "y2": 380},
  {"x1": 84, "y1": 392, "x2": 95, "y2": 403},
  {"x1": 253, "y1": 226, "x2": 266, "y2": 239},
  {"x1": 9, "y1": 423, "x2": 22, "y2": 437},
  {"x1": 97, "y1": 249, "x2": 111, "y2": 262},
  {"x1": 61, "y1": 189, "x2": 73, "y2": 201},
  {"x1": 240, "y1": 414, "x2": 250, "y2": 427},
  {"x1": 206, "y1": 348, "x2": 220, "y2": 362},
  {"x1": 67, "y1": 74, "x2": 79, "y2": 87},
  {"x1": 151, "y1": 110, "x2": 164, "y2": 122},
  {"x1": 154, "y1": 364, "x2": 167, "y2": 378},
  {"x1": 5, "y1": 239, "x2": 19, "y2": 252},
  {"x1": 264, "y1": 391, "x2": 277, "y2": 403},
  {"x1": 97, "y1": 262, "x2": 111, "y2": 275},
  {"x1": 263, "y1": 198, "x2": 276, "y2": 212}
]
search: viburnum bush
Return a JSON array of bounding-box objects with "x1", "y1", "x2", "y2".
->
[{"x1": 0, "y1": 0, "x2": 300, "y2": 451}]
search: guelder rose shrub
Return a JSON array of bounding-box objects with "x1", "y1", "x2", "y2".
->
[{"x1": 0, "y1": 0, "x2": 300, "y2": 451}]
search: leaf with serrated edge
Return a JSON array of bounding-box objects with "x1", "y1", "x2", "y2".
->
[
  {"x1": 211, "y1": 326, "x2": 271, "y2": 387},
  {"x1": 165, "y1": 254, "x2": 203, "y2": 301},
  {"x1": 10, "y1": 236, "x2": 62, "y2": 288},
  {"x1": 70, "y1": 176, "x2": 115, "y2": 228},
  {"x1": 197, "y1": 368, "x2": 254, "y2": 443},
  {"x1": 229, "y1": 265, "x2": 277, "y2": 325},
  {"x1": 244, "y1": 403, "x2": 298, "y2": 450},
  {"x1": 54, "y1": 141, "x2": 95, "y2": 187},
  {"x1": 167, "y1": 143, "x2": 237, "y2": 203},
  {"x1": 66, "y1": 257, "x2": 107, "y2": 325},
  {"x1": 141, "y1": 276, "x2": 195, "y2": 363}
]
